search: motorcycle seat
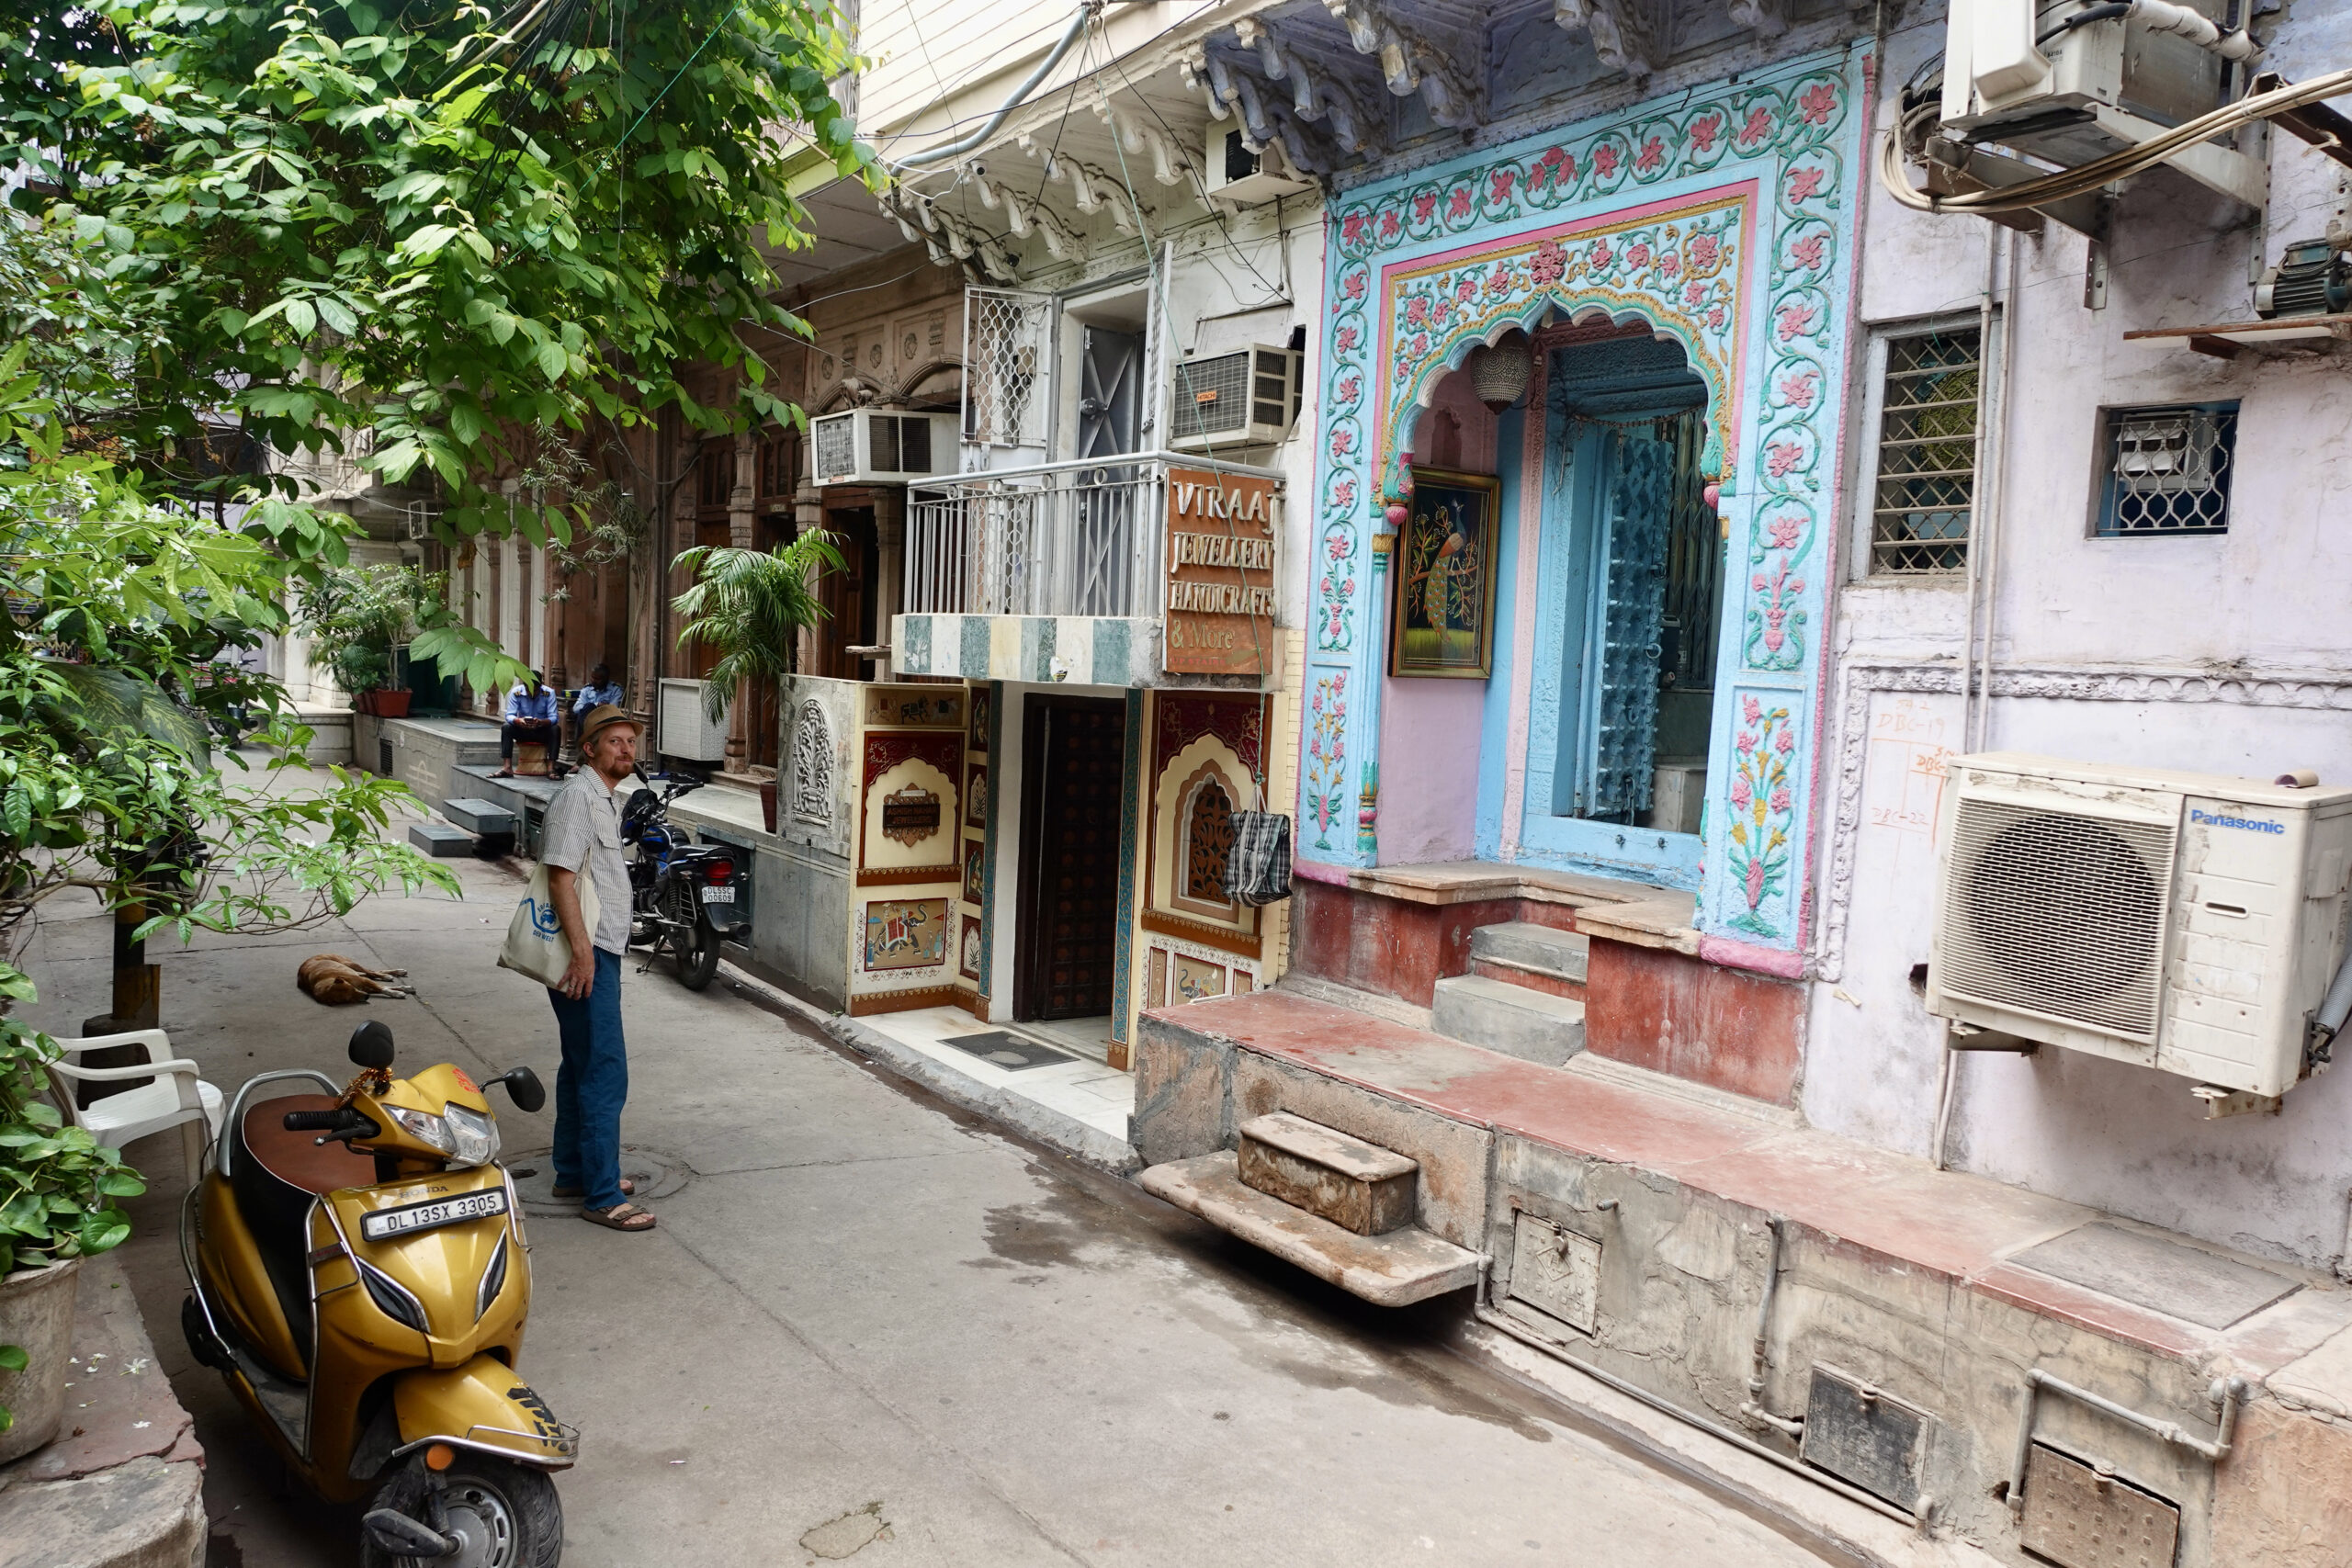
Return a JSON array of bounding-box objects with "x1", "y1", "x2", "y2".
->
[{"x1": 240, "y1": 1094, "x2": 379, "y2": 1197}]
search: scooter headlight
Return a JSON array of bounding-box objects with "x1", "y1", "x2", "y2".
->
[
  {"x1": 381, "y1": 1104, "x2": 500, "y2": 1168},
  {"x1": 384, "y1": 1105, "x2": 455, "y2": 1155},
  {"x1": 443, "y1": 1103, "x2": 501, "y2": 1168}
]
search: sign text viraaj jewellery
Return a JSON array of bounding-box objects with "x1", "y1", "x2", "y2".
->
[{"x1": 1164, "y1": 468, "x2": 1278, "y2": 676}]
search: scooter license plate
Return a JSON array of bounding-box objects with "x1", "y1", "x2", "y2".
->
[
  {"x1": 699, "y1": 886, "x2": 735, "y2": 903},
  {"x1": 360, "y1": 1187, "x2": 509, "y2": 1242}
]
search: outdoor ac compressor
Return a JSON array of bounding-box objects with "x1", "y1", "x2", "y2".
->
[{"x1": 1927, "y1": 753, "x2": 2352, "y2": 1097}]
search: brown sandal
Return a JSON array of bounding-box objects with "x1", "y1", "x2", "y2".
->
[
  {"x1": 551, "y1": 1178, "x2": 634, "y2": 1199},
  {"x1": 580, "y1": 1201, "x2": 656, "y2": 1231}
]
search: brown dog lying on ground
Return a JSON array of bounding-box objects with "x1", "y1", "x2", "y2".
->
[{"x1": 297, "y1": 954, "x2": 413, "y2": 1005}]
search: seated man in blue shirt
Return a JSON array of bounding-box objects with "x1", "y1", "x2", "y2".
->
[
  {"x1": 493, "y1": 672, "x2": 561, "y2": 777},
  {"x1": 568, "y1": 663, "x2": 624, "y2": 751}
]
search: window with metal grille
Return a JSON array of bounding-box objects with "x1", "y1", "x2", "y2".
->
[
  {"x1": 2096, "y1": 401, "x2": 2236, "y2": 536},
  {"x1": 963, "y1": 288, "x2": 1050, "y2": 450},
  {"x1": 1870, "y1": 328, "x2": 1981, "y2": 573}
]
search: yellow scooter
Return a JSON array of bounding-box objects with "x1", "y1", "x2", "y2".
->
[{"x1": 181, "y1": 1021, "x2": 572, "y2": 1566}]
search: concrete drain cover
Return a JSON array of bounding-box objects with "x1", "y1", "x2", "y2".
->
[{"x1": 505, "y1": 1145, "x2": 691, "y2": 1214}]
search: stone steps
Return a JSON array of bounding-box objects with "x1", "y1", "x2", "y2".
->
[
  {"x1": 1237, "y1": 1111, "x2": 1418, "y2": 1235},
  {"x1": 1469, "y1": 920, "x2": 1589, "y2": 984},
  {"x1": 1430, "y1": 973, "x2": 1586, "y2": 1066}
]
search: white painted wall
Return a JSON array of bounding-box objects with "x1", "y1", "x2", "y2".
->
[{"x1": 1804, "y1": 6, "x2": 2352, "y2": 1269}]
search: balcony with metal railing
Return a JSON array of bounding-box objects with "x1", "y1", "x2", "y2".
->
[{"x1": 895, "y1": 451, "x2": 1285, "y2": 689}]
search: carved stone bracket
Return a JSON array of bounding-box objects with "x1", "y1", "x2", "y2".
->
[
  {"x1": 1179, "y1": 46, "x2": 1331, "y2": 175},
  {"x1": 1013, "y1": 136, "x2": 1146, "y2": 232},
  {"x1": 1228, "y1": 17, "x2": 1380, "y2": 156},
  {"x1": 1726, "y1": 0, "x2": 1792, "y2": 38},
  {"x1": 1552, "y1": 0, "x2": 1672, "y2": 77},
  {"x1": 1815, "y1": 660, "x2": 2352, "y2": 982},
  {"x1": 969, "y1": 173, "x2": 1091, "y2": 261},
  {"x1": 877, "y1": 186, "x2": 1019, "y2": 283},
  {"x1": 1095, "y1": 101, "x2": 1201, "y2": 187},
  {"x1": 1317, "y1": 0, "x2": 1478, "y2": 129}
]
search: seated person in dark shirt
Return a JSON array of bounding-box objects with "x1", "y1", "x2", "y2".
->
[{"x1": 494, "y1": 672, "x2": 560, "y2": 777}]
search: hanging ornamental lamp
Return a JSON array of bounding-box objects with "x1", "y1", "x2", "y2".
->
[{"x1": 1466, "y1": 332, "x2": 1531, "y2": 412}]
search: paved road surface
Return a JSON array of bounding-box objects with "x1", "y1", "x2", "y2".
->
[{"x1": 20, "y1": 810, "x2": 1831, "y2": 1568}]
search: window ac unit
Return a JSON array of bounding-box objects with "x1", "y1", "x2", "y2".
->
[
  {"x1": 808, "y1": 410, "x2": 957, "y2": 486},
  {"x1": 1170, "y1": 345, "x2": 1304, "y2": 452},
  {"x1": 1937, "y1": 0, "x2": 2259, "y2": 209},
  {"x1": 657, "y1": 678, "x2": 730, "y2": 763},
  {"x1": 1927, "y1": 753, "x2": 2352, "y2": 1098},
  {"x1": 1204, "y1": 127, "x2": 1315, "y2": 205}
]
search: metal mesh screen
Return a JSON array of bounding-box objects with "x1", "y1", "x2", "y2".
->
[
  {"x1": 1939, "y1": 795, "x2": 2177, "y2": 1042},
  {"x1": 811, "y1": 414, "x2": 854, "y2": 482},
  {"x1": 1871, "y1": 329, "x2": 1980, "y2": 573},
  {"x1": 964, "y1": 288, "x2": 1050, "y2": 449},
  {"x1": 2098, "y1": 403, "x2": 2236, "y2": 536},
  {"x1": 1170, "y1": 351, "x2": 1252, "y2": 442}
]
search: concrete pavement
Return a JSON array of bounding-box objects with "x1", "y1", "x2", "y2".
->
[{"x1": 17, "y1": 791, "x2": 1838, "y2": 1567}]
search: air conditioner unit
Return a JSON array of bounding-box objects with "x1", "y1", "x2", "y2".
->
[
  {"x1": 657, "y1": 678, "x2": 729, "y2": 763},
  {"x1": 1204, "y1": 126, "x2": 1316, "y2": 205},
  {"x1": 1937, "y1": 0, "x2": 2257, "y2": 209},
  {"x1": 1927, "y1": 753, "x2": 2352, "y2": 1098},
  {"x1": 1170, "y1": 345, "x2": 1304, "y2": 452},
  {"x1": 808, "y1": 410, "x2": 957, "y2": 487}
]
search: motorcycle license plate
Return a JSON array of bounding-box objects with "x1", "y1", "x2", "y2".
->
[
  {"x1": 699, "y1": 886, "x2": 735, "y2": 903},
  {"x1": 360, "y1": 1187, "x2": 509, "y2": 1242}
]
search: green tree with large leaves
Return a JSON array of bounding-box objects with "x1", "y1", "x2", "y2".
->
[{"x1": 6, "y1": 0, "x2": 866, "y2": 560}]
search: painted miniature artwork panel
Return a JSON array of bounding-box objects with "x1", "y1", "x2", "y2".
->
[
  {"x1": 1391, "y1": 468, "x2": 1500, "y2": 678},
  {"x1": 864, "y1": 898, "x2": 948, "y2": 972}
]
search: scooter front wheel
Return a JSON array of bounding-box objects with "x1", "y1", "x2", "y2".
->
[{"x1": 362, "y1": 1452, "x2": 562, "y2": 1568}]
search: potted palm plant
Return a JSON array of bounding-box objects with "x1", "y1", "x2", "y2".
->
[
  {"x1": 296, "y1": 564, "x2": 447, "y2": 716},
  {"x1": 672, "y1": 532, "x2": 838, "y2": 831},
  {"x1": 0, "y1": 991, "x2": 143, "y2": 1463}
]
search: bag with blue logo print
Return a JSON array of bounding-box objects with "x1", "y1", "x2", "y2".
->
[{"x1": 498, "y1": 859, "x2": 602, "y2": 989}]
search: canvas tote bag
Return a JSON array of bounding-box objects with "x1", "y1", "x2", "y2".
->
[{"x1": 498, "y1": 860, "x2": 602, "y2": 988}]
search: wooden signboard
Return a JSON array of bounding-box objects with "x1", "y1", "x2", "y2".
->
[{"x1": 1163, "y1": 468, "x2": 1278, "y2": 676}]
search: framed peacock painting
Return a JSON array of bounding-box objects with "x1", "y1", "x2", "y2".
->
[{"x1": 1390, "y1": 468, "x2": 1501, "y2": 679}]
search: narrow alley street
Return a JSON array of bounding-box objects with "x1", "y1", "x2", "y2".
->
[{"x1": 17, "y1": 827, "x2": 1837, "y2": 1568}]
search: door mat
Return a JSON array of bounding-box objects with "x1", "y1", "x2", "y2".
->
[
  {"x1": 2010, "y1": 1221, "x2": 2300, "y2": 1329},
  {"x1": 942, "y1": 1032, "x2": 1074, "y2": 1071}
]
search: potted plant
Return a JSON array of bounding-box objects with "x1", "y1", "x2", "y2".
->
[
  {"x1": 296, "y1": 564, "x2": 447, "y2": 717},
  {"x1": 0, "y1": 989, "x2": 143, "y2": 1463},
  {"x1": 672, "y1": 533, "x2": 839, "y2": 825}
]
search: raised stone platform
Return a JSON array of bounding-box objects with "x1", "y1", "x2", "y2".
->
[
  {"x1": 0, "y1": 1256, "x2": 205, "y2": 1568},
  {"x1": 1133, "y1": 987, "x2": 2352, "y2": 1568}
]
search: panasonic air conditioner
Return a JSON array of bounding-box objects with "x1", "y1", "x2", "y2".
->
[
  {"x1": 1939, "y1": 0, "x2": 2252, "y2": 187},
  {"x1": 808, "y1": 410, "x2": 957, "y2": 487},
  {"x1": 1203, "y1": 127, "x2": 1315, "y2": 205},
  {"x1": 1170, "y1": 345, "x2": 1304, "y2": 453},
  {"x1": 1927, "y1": 753, "x2": 2352, "y2": 1098}
]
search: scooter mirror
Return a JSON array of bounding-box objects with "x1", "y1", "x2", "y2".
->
[
  {"x1": 348, "y1": 1021, "x2": 396, "y2": 1068},
  {"x1": 492, "y1": 1066, "x2": 547, "y2": 1114}
]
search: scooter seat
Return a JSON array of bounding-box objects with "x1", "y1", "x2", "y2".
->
[{"x1": 242, "y1": 1093, "x2": 379, "y2": 1196}]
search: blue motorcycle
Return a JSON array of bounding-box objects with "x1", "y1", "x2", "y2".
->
[{"x1": 621, "y1": 766, "x2": 747, "y2": 991}]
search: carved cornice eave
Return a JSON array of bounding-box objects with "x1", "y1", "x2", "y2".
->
[
  {"x1": 876, "y1": 186, "x2": 1020, "y2": 284},
  {"x1": 1179, "y1": 45, "x2": 1338, "y2": 175},
  {"x1": 1227, "y1": 17, "x2": 1383, "y2": 157},
  {"x1": 1318, "y1": 0, "x2": 1480, "y2": 129},
  {"x1": 1726, "y1": 0, "x2": 1792, "y2": 39},
  {"x1": 1552, "y1": 0, "x2": 1671, "y2": 78}
]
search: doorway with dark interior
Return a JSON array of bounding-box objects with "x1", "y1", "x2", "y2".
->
[{"x1": 1012, "y1": 694, "x2": 1128, "y2": 1041}]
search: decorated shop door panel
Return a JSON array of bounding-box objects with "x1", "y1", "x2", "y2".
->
[{"x1": 850, "y1": 684, "x2": 967, "y2": 1016}]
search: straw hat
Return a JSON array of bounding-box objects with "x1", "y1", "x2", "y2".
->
[{"x1": 576, "y1": 704, "x2": 642, "y2": 750}]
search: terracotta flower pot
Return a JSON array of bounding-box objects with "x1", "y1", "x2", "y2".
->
[
  {"x1": 0, "y1": 1258, "x2": 82, "y2": 1464},
  {"x1": 759, "y1": 779, "x2": 778, "y2": 836},
  {"x1": 370, "y1": 688, "x2": 413, "y2": 718}
]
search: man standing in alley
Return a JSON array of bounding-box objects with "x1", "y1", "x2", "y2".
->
[{"x1": 540, "y1": 704, "x2": 656, "y2": 1232}]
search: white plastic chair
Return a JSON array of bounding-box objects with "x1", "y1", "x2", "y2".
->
[{"x1": 43, "y1": 1029, "x2": 225, "y2": 1186}]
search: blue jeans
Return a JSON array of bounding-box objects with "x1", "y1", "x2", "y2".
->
[{"x1": 547, "y1": 949, "x2": 628, "y2": 1209}]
